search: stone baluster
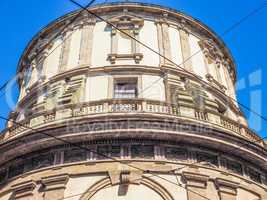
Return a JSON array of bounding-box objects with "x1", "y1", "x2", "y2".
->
[{"x1": 41, "y1": 174, "x2": 69, "y2": 200}]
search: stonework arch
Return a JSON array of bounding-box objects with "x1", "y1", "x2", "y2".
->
[{"x1": 79, "y1": 177, "x2": 174, "y2": 200}]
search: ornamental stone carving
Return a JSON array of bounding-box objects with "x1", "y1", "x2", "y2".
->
[{"x1": 0, "y1": 2, "x2": 266, "y2": 200}]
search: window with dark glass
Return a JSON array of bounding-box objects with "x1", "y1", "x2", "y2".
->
[
  {"x1": 114, "y1": 79, "x2": 137, "y2": 99},
  {"x1": 248, "y1": 168, "x2": 262, "y2": 183},
  {"x1": 97, "y1": 146, "x2": 110, "y2": 159},
  {"x1": 131, "y1": 145, "x2": 154, "y2": 159},
  {"x1": 64, "y1": 148, "x2": 87, "y2": 163},
  {"x1": 97, "y1": 145, "x2": 121, "y2": 159},
  {"x1": 110, "y1": 146, "x2": 121, "y2": 157},
  {"x1": 226, "y1": 159, "x2": 243, "y2": 175},
  {"x1": 165, "y1": 147, "x2": 187, "y2": 160},
  {"x1": 8, "y1": 163, "x2": 24, "y2": 178},
  {"x1": 0, "y1": 170, "x2": 6, "y2": 183},
  {"x1": 32, "y1": 153, "x2": 54, "y2": 169},
  {"x1": 196, "y1": 152, "x2": 218, "y2": 166}
]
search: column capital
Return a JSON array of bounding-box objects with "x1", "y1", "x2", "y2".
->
[
  {"x1": 182, "y1": 172, "x2": 209, "y2": 189},
  {"x1": 215, "y1": 178, "x2": 239, "y2": 195},
  {"x1": 11, "y1": 180, "x2": 36, "y2": 199},
  {"x1": 41, "y1": 174, "x2": 69, "y2": 191}
]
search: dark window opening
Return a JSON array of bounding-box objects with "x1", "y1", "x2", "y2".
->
[
  {"x1": 114, "y1": 79, "x2": 137, "y2": 99},
  {"x1": 196, "y1": 152, "x2": 218, "y2": 166},
  {"x1": 165, "y1": 147, "x2": 187, "y2": 160},
  {"x1": 131, "y1": 145, "x2": 154, "y2": 159},
  {"x1": 64, "y1": 148, "x2": 87, "y2": 163}
]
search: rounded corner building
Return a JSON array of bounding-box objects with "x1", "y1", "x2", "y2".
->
[{"x1": 0, "y1": 2, "x2": 266, "y2": 200}]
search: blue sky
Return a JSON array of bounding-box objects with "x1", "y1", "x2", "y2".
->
[{"x1": 0, "y1": 0, "x2": 266, "y2": 138}]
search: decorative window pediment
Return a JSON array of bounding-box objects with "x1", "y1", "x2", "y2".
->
[
  {"x1": 108, "y1": 13, "x2": 144, "y2": 30},
  {"x1": 107, "y1": 12, "x2": 144, "y2": 64}
]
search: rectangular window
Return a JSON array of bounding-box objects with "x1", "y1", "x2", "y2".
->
[
  {"x1": 64, "y1": 148, "x2": 87, "y2": 163},
  {"x1": 165, "y1": 147, "x2": 187, "y2": 160},
  {"x1": 110, "y1": 146, "x2": 121, "y2": 157},
  {"x1": 248, "y1": 168, "x2": 262, "y2": 183},
  {"x1": 97, "y1": 145, "x2": 121, "y2": 159},
  {"x1": 114, "y1": 79, "x2": 137, "y2": 99},
  {"x1": 131, "y1": 145, "x2": 154, "y2": 159},
  {"x1": 226, "y1": 159, "x2": 243, "y2": 175},
  {"x1": 31, "y1": 153, "x2": 54, "y2": 169},
  {"x1": 8, "y1": 163, "x2": 24, "y2": 178},
  {"x1": 196, "y1": 152, "x2": 218, "y2": 166},
  {"x1": 0, "y1": 170, "x2": 6, "y2": 184}
]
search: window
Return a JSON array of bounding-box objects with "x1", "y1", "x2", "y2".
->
[
  {"x1": 23, "y1": 67, "x2": 32, "y2": 89},
  {"x1": 165, "y1": 147, "x2": 187, "y2": 160},
  {"x1": 0, "y1": 170, "x2": 6, "y2": 184},
  {"x1": 64, "y1": 148, "x2": 87, "y2": 163},
  {"x1": 226, "y1": 159, "x2": 243, "y2": 175},
  {"x1": 31, "y1": 153, "x2": 54, "y2": 169},
  {"x1": 97, "y1": 145, "x2": 121, "y2": 159},
  {"x1": 114, "y1": 79, "x2": 137, "y2": 99},
  {"x1": 247, "y1": 168, "x2": 262, "y2": 183},
  {"x1": 196, "y1": 152, "x2": 218, "y2": 166},
  {"x1": 131, "y1": 145, "x2": 154, "y2": 159},
  {"x1": 8, "y1": 163, "x2": 24, "y2": 178}
]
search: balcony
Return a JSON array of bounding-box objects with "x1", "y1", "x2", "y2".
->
[{"x1": 0, "y1": 99, "x2": 263, "y2": 146}]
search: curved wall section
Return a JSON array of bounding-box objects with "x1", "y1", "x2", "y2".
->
[{"x1": 0, "y1": 2, "x2": 266, "y2": 200}]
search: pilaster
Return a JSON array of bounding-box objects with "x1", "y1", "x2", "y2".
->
[
  {"x1": 155, "y1": 16, "x2": 172, "y2": 66},
  {"x1": 215, "y1": 178, "x2": 239, "y2": 200},
  {"x1": 11, "y1": 180, "x2": 36, "y2": 200},
  {"x1": 79, "y1": 19, "x2": 95, "y2": 67},
  {"x1": 178, "y1": 20, "x2": 193, "y2": 72},
  {"x1": 182, "y1": 171, "x2": 209, "y2": 200},
  {"x1": 41, "y1": 174, "x2": 69, "y2": 200},
  {"x1": 59, "y1": 27, "x2": 73, "y2": 72}
]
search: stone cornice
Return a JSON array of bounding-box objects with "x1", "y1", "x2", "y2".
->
[
  {"x1": 0, "y1": 115, "x2": 266, "y2": 170},
  {"x1": 16, "y1": 2, "x2": 236, "y2": 83},
  {"x1": 15, "y1": 65, "x2": 240, "y2": 116}
]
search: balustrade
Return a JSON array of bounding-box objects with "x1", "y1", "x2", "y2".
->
[{"x1": 0, "y1": 99, "x2": 262, "y2": 146}]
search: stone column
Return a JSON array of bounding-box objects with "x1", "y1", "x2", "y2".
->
[
  {"x1": 215, "y1": 178, "x2": 239, "y2": 200},
  {"x1": 59, "y1": 27, "x2": 73, "y2": 72},
  {"x1": 79, "y1": 20, "x2": 95, "y2": 67},
  {"x1": 182, "y1": 171, "x2": 209, "y2": 200},
  {"x1": 11, "y1": 180, "x2": 36, "y2": 200},
  {"x1": 41, "y1": 174, "x2": 69, "y2": 200},
  {"x1": 179, "y1": 21, "x2": 193, "y2": 72}
]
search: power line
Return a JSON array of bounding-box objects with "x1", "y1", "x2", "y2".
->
[
  {"x1": 0, "y1": 0, "x2": 97, "y2": 97},
  {"x1": 0, "y1": 2, "x2": 266, "y2": 199},
  {"x1": 69, "y1": 0, "x2": 267, "y2": 123},
  {"x1": 68, "y1": 0, "x2": 267, "y2": 142},
  {"x1": 0, "y1": 114, "x2": 212, "y2": 200}
]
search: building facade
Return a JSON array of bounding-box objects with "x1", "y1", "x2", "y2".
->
[{"x1": 0, "y1": 2, "x2": 266, "y2": 200}]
